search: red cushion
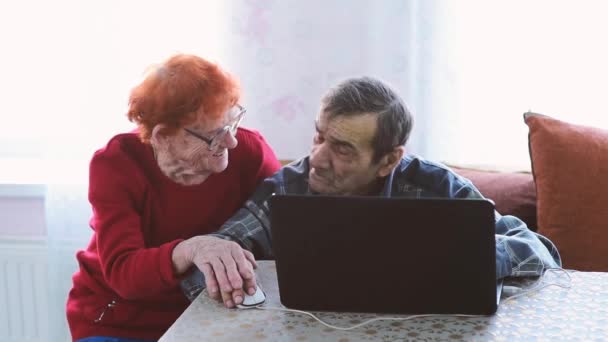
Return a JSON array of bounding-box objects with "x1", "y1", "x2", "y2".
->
[
  {"x1": 525, "y1": 112, "x2": 608, "y2": 271},
  {"x1": 450, "y1": 166, "x2": 537, "y2": 231}
]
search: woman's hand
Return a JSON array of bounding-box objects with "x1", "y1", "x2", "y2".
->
[{"x1": 173, "y1": 236, "x2": 258, "y2": 308}]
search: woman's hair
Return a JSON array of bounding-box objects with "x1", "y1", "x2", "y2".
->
[{"x1": 127, "y1": 54, "x2": 240, "y2": 142}]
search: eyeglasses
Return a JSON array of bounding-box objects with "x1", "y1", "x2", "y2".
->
[{"x1": 184, "y1": 105, "x2": 246, "y2": 151}]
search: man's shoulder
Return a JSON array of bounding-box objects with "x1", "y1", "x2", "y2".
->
[
  {"x1": 240, "y1": 157, "x2": 310, "y2": 217},
  {"x1": 393, "y1": 155, "x2": 474, "y2": 197},
  {"x1": 258, "y1": 157, "x2": 310, "y2": 194},
  {"x1": 394, "y1": 154, "x2": 456, "y2": 178},
  {"x1": 247, "y1": 157, "x2": 309, "y2": 202}
]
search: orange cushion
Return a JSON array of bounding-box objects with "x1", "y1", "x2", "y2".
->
[{"x1": 524, "y1": 112, "x2": 608, "y2": 271}]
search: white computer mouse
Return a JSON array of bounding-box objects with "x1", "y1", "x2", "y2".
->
[{"x1": 236, "y1": 285, "x2": 266, "y2": 309}]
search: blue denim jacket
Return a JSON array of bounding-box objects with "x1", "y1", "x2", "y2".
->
[{"x1": 181, "y1": 155, "x2": 561, "y2": 301}]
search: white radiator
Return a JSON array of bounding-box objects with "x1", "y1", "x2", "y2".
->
[{"x1": 0, "y1": 239, "x2": 49, "y2": 342}]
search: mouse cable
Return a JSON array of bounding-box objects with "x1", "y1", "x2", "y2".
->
[
  {"x1": 502, "y1": 267, "x2": 573, "y2": 303},
  {"x1": 254, "y1": 306, "x2": 485, "y2": 331},
  {"x1": 253, "y1": 268, "x2": 574, "y2": 331}
]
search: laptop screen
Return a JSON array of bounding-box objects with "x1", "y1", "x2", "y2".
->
[{"x1": 270, "y1": 195, "x2": 498, "y2": 315}]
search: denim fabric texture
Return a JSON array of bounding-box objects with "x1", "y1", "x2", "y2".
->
[{"x1": 180, "y1": 266, "x2": 206, "y2": 302}]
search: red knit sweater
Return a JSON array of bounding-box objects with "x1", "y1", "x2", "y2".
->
[{"x1": 66, "y1": 128, "x2": 280, "y2": 341}]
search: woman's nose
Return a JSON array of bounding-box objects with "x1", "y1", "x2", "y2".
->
[{"x1": 222, "y1": 130, "x2": 238, "y2": 149}]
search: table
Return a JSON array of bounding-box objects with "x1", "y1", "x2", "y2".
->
[{"x1": 160, "y1": 261, "x2": 608, "y2": 341}]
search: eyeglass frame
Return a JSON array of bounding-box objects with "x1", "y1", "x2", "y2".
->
[{"x1": 183, "y1": 105, "x2": 247, "y2": 151}]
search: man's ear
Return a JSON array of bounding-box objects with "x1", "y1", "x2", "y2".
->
[{"x1": 376, "y1": 146, "x2": 405, "y2": 178}]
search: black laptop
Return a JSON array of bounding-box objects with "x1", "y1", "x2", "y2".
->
[{"x1": 269, "y1": 195, "x2": 502, "y2": 315}]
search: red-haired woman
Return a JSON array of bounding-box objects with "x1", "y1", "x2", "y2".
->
[{"x1": 66, "y1": 54, "x2": 281, "y2": 342}]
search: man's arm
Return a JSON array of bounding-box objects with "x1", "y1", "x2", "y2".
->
[
  {"x1": 495, "y1": 213, "x2": 561, "y2": 279},
  {"x1": 208, "y1": 198, "x2": 274, "y2": 258},
  {"x1": 455, "y1": 181, "x2": 561, "y2": 279},
  {"x1": 180, "y1": 178, "x2": 277, "y2": 303},
  {"x1": 436, "y1": 167, "x2": 562, "y2": 279}
]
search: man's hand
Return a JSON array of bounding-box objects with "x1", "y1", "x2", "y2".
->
[{"x1": 177, "y1": 236, "x2": 258, "y2": 308}]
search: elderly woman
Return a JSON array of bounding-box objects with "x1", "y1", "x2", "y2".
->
[{"x1": 66, "y1": 54, "x2": 281, "y2": 342}]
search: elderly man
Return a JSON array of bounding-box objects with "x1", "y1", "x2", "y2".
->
[{"x1": 179, "y1": 77, "x2": 561, "y2": 308}]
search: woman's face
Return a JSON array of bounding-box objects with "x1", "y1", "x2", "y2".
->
[{"x1": 153, "y1": 105, "x2": 245, "y2": 185}]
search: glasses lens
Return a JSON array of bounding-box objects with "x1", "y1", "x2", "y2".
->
[
  {"x1": 230, "y1": 110, "x2": 245, "y2": 134},
  {"x1": 228, "y1": 121, "x2": 239, "y2": 135},
  {"x1": 208, "y1": 106, "x2": 245, "y2": 151},
  {"x1": 209, "y1": 127, "x2": 230, "y2": 151}
]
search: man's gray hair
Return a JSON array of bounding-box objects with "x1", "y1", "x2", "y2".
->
[{"x1": 321, "y1": 76, "x2": 413, "y2": 163}]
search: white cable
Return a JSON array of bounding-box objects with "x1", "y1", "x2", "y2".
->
[
  {"x1": 502, "y1": 267, "x2": 573, "y2": 302},
  {"x1": 255, "y1": 306, "x2": 486, "y2": 331},
  {"x1": 252, "y1": 267, "x2": 574, "y2": 331}
]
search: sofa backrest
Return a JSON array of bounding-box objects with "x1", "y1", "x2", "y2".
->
[{"x1": 446, "y1": 166, "x2": 538, "y2": 231}]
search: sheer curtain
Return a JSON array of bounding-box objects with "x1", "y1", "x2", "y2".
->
[
  {"x1": 417, "y1": 0, "x2": 608, "y2": 168},
  {"x1": 217, "y1": 0, "x2": 421, "y2": 158}
]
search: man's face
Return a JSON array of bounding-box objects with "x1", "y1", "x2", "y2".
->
[{"x1": 308, "y1": 110, "x2": 384, "y2": 195}]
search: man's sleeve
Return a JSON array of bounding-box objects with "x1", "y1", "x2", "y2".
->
[
  {"x1": 206, "y1": 204, "x2": 271, "y2": 257},
  {"x1": 494, "y1": 213, "x2": 561, "y2": 279},
  {"x1": 180, "y1": 178, "x2": 277, "y2": 301},
  {"x1": 454, "y1": 181, "x2": 562, "y2": 279},
  {"x1": 208, "y1": 182, "x2": 276, "y2": 259}
]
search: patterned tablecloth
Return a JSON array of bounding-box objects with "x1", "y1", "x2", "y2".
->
[{"x1": 160, "y1": 261, "x2": 608, "y2": 341}]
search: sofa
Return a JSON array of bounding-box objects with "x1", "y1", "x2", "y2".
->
[
  {"x1": 452, "y1": 112, "x2": 608, "y2": 272},
  {"x1": 448, "y1": 165, "x2": 538, "y2": 232}
]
